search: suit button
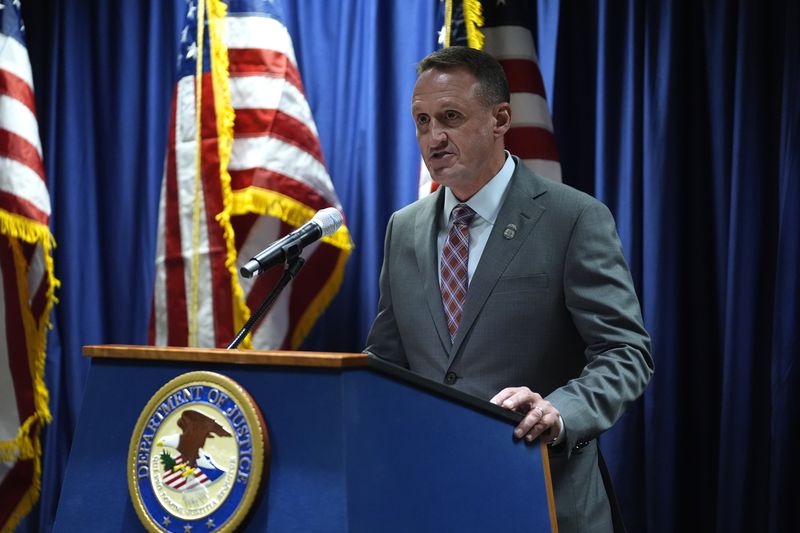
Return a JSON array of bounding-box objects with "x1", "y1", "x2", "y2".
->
[
  {"x1": 444, "y1": 372, "x2": 457, "y2": 385},
  {"x1": 573, "y1": 440, "x2": 590, "y2": 452}
]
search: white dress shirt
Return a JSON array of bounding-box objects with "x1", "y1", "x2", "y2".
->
[{"x1": 437, "y1": 153, "x2": 516, "y2": 285}]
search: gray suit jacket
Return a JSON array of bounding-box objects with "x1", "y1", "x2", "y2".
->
[{"x1": 366, "y1": 159, "x2": 653, "y2": 532}]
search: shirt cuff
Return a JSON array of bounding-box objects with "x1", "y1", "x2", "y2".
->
[{"x1": 548, "y1": 415, "x2": 565, "y2": 446}]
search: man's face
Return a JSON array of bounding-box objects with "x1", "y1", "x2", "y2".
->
[{"x1": 411, "y1": 67, "x2": 508, "y2": 200}]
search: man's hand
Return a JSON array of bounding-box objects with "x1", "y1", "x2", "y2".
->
[{"x1": 490, "y1": 387, "x2": 561, "y2": 444}]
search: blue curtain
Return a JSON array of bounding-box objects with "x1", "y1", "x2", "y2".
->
[
  {"x1": 535, "y1": 1, "x2": 799, "y2": 531},
  {"x1": 280, "y1": 0, "x2": 438, "y2": 351},
  {"x1": 17, "y1": 0, "x2": 798, "y2": 531}
]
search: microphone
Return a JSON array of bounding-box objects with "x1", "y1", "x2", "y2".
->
[{"x1": 240, "y1": 207, "x2": 343, "y2": 279}]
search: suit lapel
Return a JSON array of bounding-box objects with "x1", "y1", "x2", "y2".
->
[
  {"x1": 414, "y1": 189, "x2": 452, "y2": 353},
  {"x1": 449, "y1": 162, "x2": 548, "y2": 360}
]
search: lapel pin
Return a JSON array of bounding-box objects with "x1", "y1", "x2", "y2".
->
[{"x1": 503, "y1": 224, "x2": 517, "y2": 240}]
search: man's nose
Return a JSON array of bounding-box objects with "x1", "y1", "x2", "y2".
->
[{"x1": 428, "y1": 122, "x2": 447, "y2": 145}]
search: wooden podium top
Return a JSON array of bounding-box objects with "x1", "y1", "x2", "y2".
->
[{"x1": 83, "y1": 344, "x2": 369, "y2": 368}]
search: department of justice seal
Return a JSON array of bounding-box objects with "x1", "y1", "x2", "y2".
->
[{"x1": 127, "y1": 371, "x2": 268, "y2": 532}]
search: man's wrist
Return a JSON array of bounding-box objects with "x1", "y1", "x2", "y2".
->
[{"x1": 549, "y1": 415, "x2": 564, "y2": 446}]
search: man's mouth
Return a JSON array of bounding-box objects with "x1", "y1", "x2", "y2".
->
[{"x1": 430, "y1": 150, "x2": 453, "y2": 162}]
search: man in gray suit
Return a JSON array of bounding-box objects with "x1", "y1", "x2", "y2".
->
[{"x1": 365, "y1": 47, "x2": 653, "y2": 532}]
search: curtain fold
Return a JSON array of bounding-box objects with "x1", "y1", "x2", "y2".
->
[
  {"x1": 15, "y1": 1, "x2": 799, "y2": 531},
  {"x1": 769, "y1": 5, "x2": 800, "y2": 531},
  {"x1": 543, "y1": 1, "x2": 797, "y2": 531}
]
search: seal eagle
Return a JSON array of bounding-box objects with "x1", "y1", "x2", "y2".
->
[{"x1": 170, "y1": 409, "x2": 232, "y2": 467}]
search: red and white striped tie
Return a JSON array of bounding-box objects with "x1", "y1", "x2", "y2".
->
[{"x1": 440, "y1": 203, "x2": 476, "y2": 341}]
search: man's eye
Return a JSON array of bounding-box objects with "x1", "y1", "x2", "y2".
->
[
  {"x1": 417, "y1": 115, "x2": 430, "y2": 126},
  {"x1": 445, "y1": 111, "x2": 461, "y2": 121}
]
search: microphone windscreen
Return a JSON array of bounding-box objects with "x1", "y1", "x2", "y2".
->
[{"x1": 312, "y1": 207, "x2": 344, "y2": 237}]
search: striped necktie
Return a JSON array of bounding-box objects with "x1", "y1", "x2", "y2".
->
[{"x1": 440, "y1": 203, "x2": 476, "y2": 341}]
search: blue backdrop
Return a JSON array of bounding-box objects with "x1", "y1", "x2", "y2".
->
[{"x1": 17, "y1": 0, "x2": 799, "y2": 532}]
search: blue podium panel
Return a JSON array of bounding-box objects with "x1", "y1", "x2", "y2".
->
[
  {"x1": 54, "y1": 352, "x2": 553, "y2": 532},
  {"x1": 343, "y1": 370, "x2": 551, "y2": 532},
  {"x1": 54, "y1": 359, "x2": 351, "y2": 532}
]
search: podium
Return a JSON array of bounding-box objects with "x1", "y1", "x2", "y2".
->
[{"x1": 54, "y1": 346, "x2": 557, "y2": 532}]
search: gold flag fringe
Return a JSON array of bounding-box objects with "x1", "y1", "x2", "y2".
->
[
  {"x1": 443, "y1": 1, "x2": 485, "y2": 50},
  {"x1": 0, "y1": 208, "x2": 58, "y2": 532},
  {"x1": 232, "y1": 188, "x2": 354, "y2": 252},
  {"x1": 463, "y1": 0, "x2": 485, "y2": 50},
  {"x1": 206, "y1": 0, "x2": 253, "y2": 349},
  {"x1": 443, "y1": 0, "x2": 454, "y2": 47}
]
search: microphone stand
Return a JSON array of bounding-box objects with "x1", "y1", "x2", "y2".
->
[{"x1": 226, "y1": 255, "x2": 306, "y2": 350}]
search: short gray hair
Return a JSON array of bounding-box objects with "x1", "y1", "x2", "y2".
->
[{"x1": 417, "y1": 46, "x2": 510, "y2": 107}]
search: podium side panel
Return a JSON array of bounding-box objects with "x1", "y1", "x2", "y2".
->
[{"x1": 343, "y1": 369, "x2": 552, "y2": 532}]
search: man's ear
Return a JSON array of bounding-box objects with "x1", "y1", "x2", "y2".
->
[{"x1": 493, "y1": 102, "x2": 512, "y2": 137}]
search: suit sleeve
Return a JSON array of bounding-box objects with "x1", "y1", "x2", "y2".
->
[
  {"x1": 545, "y1": 201, "x2": 654, "y2": 452},
  {"x1": 364, "y1": 213, "x2": 409, "y2": 368}
]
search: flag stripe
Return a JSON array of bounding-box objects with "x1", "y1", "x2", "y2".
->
[
  {"x1": 481, "y1": 26, "x2": 539, "y2": 61},
  {"x1": 229, "y1": 136, "x2": 339, "y2": 205},
  {"x1": 236, "y1": 214, "x2": 280, "y2": 291},
  {"x1": 233, "y1": 108, "x2": 324, "y2": 164},
  {"x1": 0, "y1": 236, "x2": 34, "y2": 431},
  {"x1": 0, "y1": 70, "x2": 36, "y2": 115},
  {"x1": 0, "y1": 128, "x2": 45, "y2": 181},
  {"x1": 499, "y1": 58, "x2": 546, "y2": 97},
  {"x1": 0, "y1": 245, "x2": 20, "y2": 446},
  {"x1": 509, "y1": 93, "x2": 554, "y2": 131},
  {"x1": 483, "y1": 15, "x2": 561, "y2": 182},
  {"x1": 286, "y1": 241, "x2": 341, "y2": 348},
  {"x1": 229, "y1": 76, "x2": 317, "y2": 135},
  {"x1": 174, "y1": 73, "x2": 217, "y2": 348},
  {"x1": 223, "y1": 15, "x2": 297, "y2": 66},
  {"x1": 150, "y1": 185, "x2": 166, "y2": 345},
  {"x1": 162, "y1": 89, "x2": 189, "y2": 346},
  {"x1": 198, "y1": 74, "x2": 235, "y2": 346},
  {"x1": 230, "y1": 169, "x2": 332, "y2": 211},
  {"x1": 245, "y1": 224, "x2": 288, "y2": 337},
  {"x1": 228, "y1": 49, "x2": 303, "y2": 92},
  {"x1": 0, "y1": 460, "x2": 34, "y2": 527},
  {"x1": 0, "y1": 95, "x2": 42, "y2": 157},
  {"x1": 21, "y1": 242, "x2": 47, "y2": 327},
  {"x1": 231, "y1": 211, "x2": 260, "y2": 251},
  {"x1": 0, "y1": 34, "x2": 33, "y2": 88},
  {"x1": 148, "y1": 293, "x2": 157, "y2": 343},
  {"x1": 250, "y1": 282, "x2": 291, "y2": 348},
  {"x1": 0, "y1": 157, "x2": 50, "y2": 218},
  {"x1": 0, "y1": 190, "x2": 48, "y2": 226},
  {"x1": 240, "y1": 216, "x2": 293, "y2": 349},
  {"x1": 505, "y1": 126, "x2": 560, "y2": 161}
]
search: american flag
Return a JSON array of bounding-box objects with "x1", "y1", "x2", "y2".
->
[
  {"x1": 0, "y1": 0, "x2": 56, "y2": 530},
  {"x1": 161, "y1": 455, "x2": 213, "y2": 491},
  {"x1": 482, "y1": 0, "x2": 560, "y2": 181},
  {"x1": 150, "y1": 0, "x2": 352, "y2": 350},
  {"x1": 419, "y1": 0, "x2": 561, "y2": 197}
]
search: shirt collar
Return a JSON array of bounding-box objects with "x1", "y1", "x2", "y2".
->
[{"x1": 443, "y1": 151, "x2": 516, "y2": 224}]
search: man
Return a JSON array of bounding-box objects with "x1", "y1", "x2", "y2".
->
[{"x1": 365, "y1": 46, "x2": 653, "y2": 532}]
